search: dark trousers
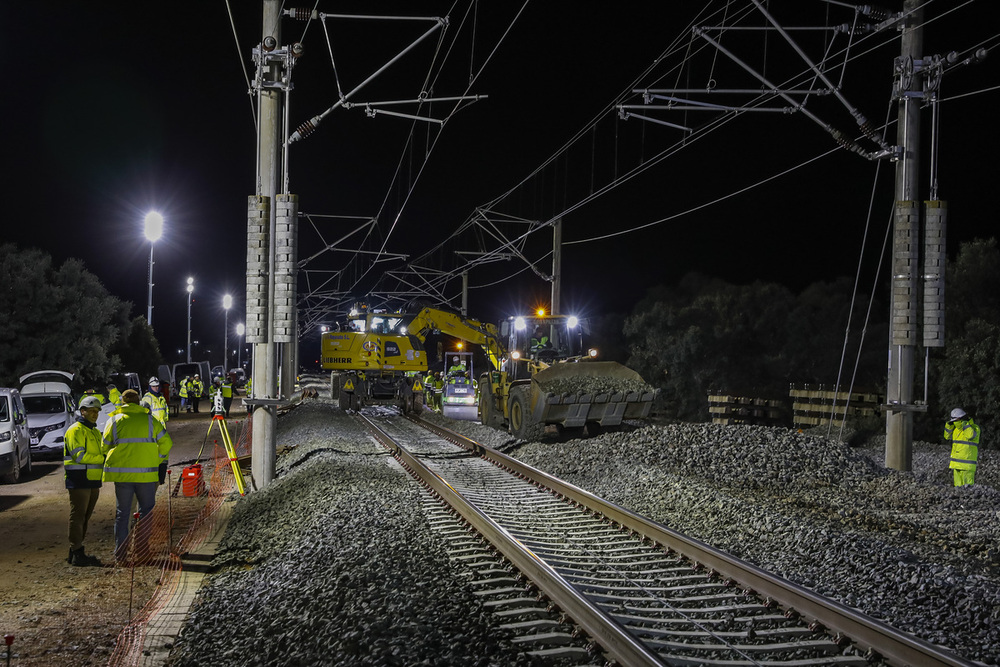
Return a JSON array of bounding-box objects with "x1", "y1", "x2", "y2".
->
[
  {"x1": 113, "y1": 482, "x2": 157, "y2": 555},
  {"x1": 68, "y1": 487, "x2": 100, "y2": 550},
  {"x1": 192, "y1": 395, "x2": 201, "y2": 412}
]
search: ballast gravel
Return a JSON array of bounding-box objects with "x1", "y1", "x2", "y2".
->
[
  {"x1": 425, "y1": 413, "x2": 1000, "y2": 666},
  {"x1": 166, "y1": 398, "x2": 530, "y2": 667},
  {"x1": 169, "y1": 383, "x2": 1000, "y2": 666}
]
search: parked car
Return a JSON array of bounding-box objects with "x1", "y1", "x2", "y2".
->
[
  {"x1": 20, "y1": 370, "x2": 77, "y2": 460},
  {"x1": 0, "y1": 387, "x2": 32, "y2": 483}
]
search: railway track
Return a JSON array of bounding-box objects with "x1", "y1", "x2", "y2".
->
[{"x1": 358, "y1": 408, "x2": 978, "y2": 667}]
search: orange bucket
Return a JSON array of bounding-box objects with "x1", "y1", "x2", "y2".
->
[{"x1": 182, "y1": 464, "x2": 205, "y2": 496}]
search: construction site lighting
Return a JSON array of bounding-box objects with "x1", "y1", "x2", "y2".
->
[{"x1": 567, "y1": 316, "x2": 579, "y2": 328}]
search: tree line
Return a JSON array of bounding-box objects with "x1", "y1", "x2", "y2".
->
[
  {"x1": 0, "y1": 244, "x2": 164, "y2": 393},
  {"x1": 614, "y1": 238, "x2": 999, "y2": 444}
]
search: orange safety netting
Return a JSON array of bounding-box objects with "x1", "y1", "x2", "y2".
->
[{"x1": 106, "y1": 416, "x2": 252, "y2": 666}]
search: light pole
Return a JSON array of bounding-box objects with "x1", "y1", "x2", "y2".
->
[
  {"x1": 144, "y1": 212, "x2": 164, "y2": 326},
  {"x1": 186, "y1": 277, "x2": 194, "y2": 363},
  {"x1": 236, "y1": 323, "x2": 245, "y2": 370},
  {"x1": 223, "y1": 294, "x2": 232, "y2": 373}
]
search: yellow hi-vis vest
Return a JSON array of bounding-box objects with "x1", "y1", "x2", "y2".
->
[
  {"x1": 944, "y1": 418, "x2": 980, "y2": 471},
  {"x1": 178, "y1": 382, "x2": 189, "y2": 399},
  {"x1": 101, "y1": 403, "x2": 173, "y2": 483},
  {"x1": 63, "y1": 419, "x2": 104, "y2": 488},
  {"x1": 141, "y1": 391, "x2": 169, "y2": 425},
  {"x1": 108, "y1": 388, "x2": 122, "y2": 407}
]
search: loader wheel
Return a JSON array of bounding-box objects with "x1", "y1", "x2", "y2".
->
[
  {"x1": 479, "y1": 390, "x2": 498, "y2": 428},
  {"x1": 413, "y1": 392, "x2": 424, "y2": 413},
  {"x1": 509, "y1": 387, "x2": 544, "y2": 441}
]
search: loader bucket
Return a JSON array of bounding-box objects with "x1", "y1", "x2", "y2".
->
[{"x1": 529, "y1": 361, "x2": 657, "y2": 428}]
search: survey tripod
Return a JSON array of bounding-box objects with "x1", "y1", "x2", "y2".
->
[{"x1": 205, "y1": 390, "x2": 246, "y2": 495}]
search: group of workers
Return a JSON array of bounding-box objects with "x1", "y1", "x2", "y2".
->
[
  {"x1": 64, "y1": 373, "x2": 241, "y2": 567},
  {"x1": 421, "y1": 357, "x2": 475, "y2": 411}
]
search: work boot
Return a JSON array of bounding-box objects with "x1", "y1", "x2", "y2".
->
[{"x1": 68, "y1": 547, "x2": 102, "y2": 567}]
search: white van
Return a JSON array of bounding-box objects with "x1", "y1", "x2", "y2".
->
[
  {"x1": 0, "y1": 388, "x2": 32, "y2": 483},
  {"x1": 20, "y1": 370, "x2": 77, "y2": 460}
]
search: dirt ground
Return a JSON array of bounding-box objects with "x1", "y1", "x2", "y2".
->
[{"x1": 0, "y1": 402, "x2": 248, "y2": 666}]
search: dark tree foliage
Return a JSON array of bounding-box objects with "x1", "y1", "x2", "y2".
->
[
  {"x1": 927, "y1": 238, "x2": 1000, "y2": 443},
  {"x1": 783, "y1": 277, "x2": 887, "y2": 389},
  {"x1": 586, "y1": 312, "x2": 629, "y2": 363},
  {"x1": 0, "y1": 244, "x2": 132, "y2": 390},
  {"x1": 109, "y1": 316, "x2": 165, "y2": 384},
  {"x1": 625, "y1": 272, "x2": 887, "y2": 421}
]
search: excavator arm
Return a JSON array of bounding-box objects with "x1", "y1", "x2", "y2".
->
[{"x1": 406, "y1": 307, "x2": 507, "y2": 370}]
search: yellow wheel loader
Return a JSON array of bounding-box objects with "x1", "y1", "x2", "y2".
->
[{"x1": 406, "y1": 307, "x2": 657, "y2": 439}]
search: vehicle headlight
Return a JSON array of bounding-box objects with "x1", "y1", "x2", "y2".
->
[
  {"x1": 44, "y1": 421, "x2": 66, "y2": 433},
  {"x1": 0, "y1": 431, "x2": 10, "y2": 442},
  {"x1": 567, "y1": 315, "x2": 579, "y2": 328}
]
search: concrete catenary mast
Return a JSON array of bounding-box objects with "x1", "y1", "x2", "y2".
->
[{"x1": 247, "y1": 0, "x2": 283, "y2": 489}]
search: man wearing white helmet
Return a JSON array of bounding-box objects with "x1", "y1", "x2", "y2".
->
[
  {"x1": 63, "y1": 395, "x2": 105, "y2": 566},
  {"x1": 141, "y1": 377, "x2": 169, "y2": 427},
  {"x1": 944, "y1": 407, "x2": 980, "y2": 487}
]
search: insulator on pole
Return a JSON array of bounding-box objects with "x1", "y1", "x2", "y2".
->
[
  {"x1": 891, "y1": 201, "x2": 920, "y2": 346},
  {"x1": 246, "y1": 196, "x2": 270, "y2": 343},
  {"x1": 922, "y1": 201, "x2": 947, "y2": 348},
  {"x1": 273, "y1": 194, "x2": 299, "y2": 343}
]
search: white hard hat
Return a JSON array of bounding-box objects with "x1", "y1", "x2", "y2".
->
[
  {"x1": 149, "y1": 377, "x2": 160, "y2": 386},
  {"x1": 79, "y1": 396, "x2": 102, "y2": 410},
  {"x1": 949, "y1": 408, "x2": 967, "y2": 422}
]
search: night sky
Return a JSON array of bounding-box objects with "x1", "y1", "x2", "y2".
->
[{"x1": 5, "y1": 1, "x2": 999, "y2": 369}]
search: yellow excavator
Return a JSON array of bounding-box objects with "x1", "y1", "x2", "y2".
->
[
  {"x1": 404, "y1": 306, "x2": 657, "y2": 440},
  {"x1": 320, "y1": 306, "x2": 427, "y2": 413}
]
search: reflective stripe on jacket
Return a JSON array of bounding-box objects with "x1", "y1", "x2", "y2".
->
[
  {"x1": 141, "y1": 392, "x2": 169, "y2": 425},
  {"x1": 63, "y1": 419, "x2": 104, "y2": 489},
  {"x1": 192, "y1": 380, "x2": 204, "y2": 397},
  {"x1": 178, "y1": 382, "x2": 189, "y2": 398},
  {"x1": 944, "y1": 418, "x2": 980, "y2": 471},
  {"x1": 101, "y1": 403, "x2": 173, "y2": 483},
  {"x1": 221, "y1": 382, "x2": 233, "y2": 398}
]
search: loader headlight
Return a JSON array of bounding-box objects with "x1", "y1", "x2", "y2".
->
[
  {"x1": 567, "y1": 315, "x2": 579, "y2": 328},
  {"x1": 511, "y1": 350, "x2": 521, "y2": 360},
  {"x1": 588, "y1": 348, "x2": 598, "y2": 358},
  {"x1": 514, "y1": 316, "x2": 526, "y2": 331}
]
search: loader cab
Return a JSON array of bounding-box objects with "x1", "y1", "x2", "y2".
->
[{"x1": 502, "y1": 315, "x2": 585, "y2": 377}]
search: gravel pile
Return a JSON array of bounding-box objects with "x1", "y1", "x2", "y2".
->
[
  {"x1": 167, "y1": 397, "x2": 530, "y2": 667},
  {"x1": 539, "y1": 375, "x2": 653, "y2": 397},
  {"x1": 422, "y1": 413, "x2": 1000, "y2": 665}
]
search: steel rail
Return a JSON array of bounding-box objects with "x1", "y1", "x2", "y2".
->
[
  {"x1": 412, "y1": 416, "x2": 978, "y2": 667},
  {"x1": 359, "y1": 412, "x2": 665, "y2": 667}
]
